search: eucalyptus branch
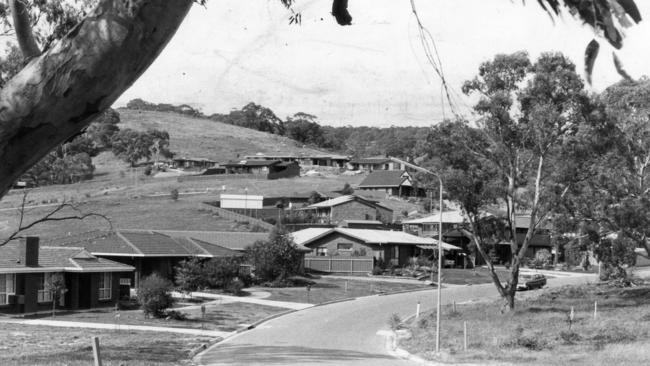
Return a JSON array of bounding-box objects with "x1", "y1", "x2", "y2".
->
[{"x1": 9, "y1": 0, "x2": 41, "y2": 58}]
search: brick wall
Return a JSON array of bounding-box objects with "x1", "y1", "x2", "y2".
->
[{"x1": 306, "y1": 232, "x2": 383, "y2": 259}]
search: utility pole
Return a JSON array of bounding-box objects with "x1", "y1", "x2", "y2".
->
[{"x1": 389, "y1": 156, "x2": 444, "y2": 353}]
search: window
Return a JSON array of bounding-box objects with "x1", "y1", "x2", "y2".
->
[
  {"x1": 37, "y1": 273, "x2": 53, "y2": 303},
  {"x1": 315, "y1": 247, "x2": 328, "y2": 256},
  {"x1": 98, "y1": 273, "x2": 112, "y2": 300},
  {"x1": 337, "y1": 243, "x2": 353, "y2": 251},
  {"x1": 0, "y1": 274, "x2": 15, "y2": 305}
]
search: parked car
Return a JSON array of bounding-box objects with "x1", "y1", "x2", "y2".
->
[{"x1": 516, "y1": 273, "x2": 547, "y2": 291}]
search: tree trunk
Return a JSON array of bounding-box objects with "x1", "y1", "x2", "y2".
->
[{"x1": 0, "y1": 0, "x2": 194, "y2": 199}]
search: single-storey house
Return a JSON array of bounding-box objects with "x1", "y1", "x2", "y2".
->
[
  {"x1": 402, "y1": 210, "x2": 467, "y2": 237},
  {"x1": 494, "y1": 215, "x2": 554, "y2": 262},
  {"x1": 244, "y1": 153, "x2": 350, "y2": 168},
  {"x1": 0, "y1": 237, "x2": 134, "y2": 315},
  {"x1": 348, "y1": 156, "x2": 405, "y2": 172},
  {"x1": 172, "y1": 157, "x2": 217, "y2": 170},
  {"x1": 222, "y1": 160, "x2": 300, "y2": 179},
  {"x1": 46, "y1": 230, "x2": 243, "y2": 288},
  {"x1": 292, "y1": 227, "x2": 461, "y2": 267},
  {"x1": 357, "y1": 170, "x2": 422, "y2": 197},
  {"x1": 299, "y1": 195, "x2": 394, "y2": 224}
]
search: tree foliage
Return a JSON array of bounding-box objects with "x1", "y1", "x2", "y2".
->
[
  {"x1": 138, "y1": 273, "x2": 174, "y2": 318},
  {"x1": 110, "y1": 128, "x2": 172, "y2": 167},
  {"x1": 245, "y1": 226, "x2": 303, "y2": 284}
]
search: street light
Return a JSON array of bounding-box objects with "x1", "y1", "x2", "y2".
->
[{"x1": 389, "y1": 157, "x2": 443, "y2": 353}]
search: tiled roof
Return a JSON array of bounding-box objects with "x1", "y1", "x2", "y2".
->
[
  {"x1": 402, "y1": 211, "x2": 467, "y2": 224},
  {"x1": 350, "y1": 157, "x2": 392, "y2": 165},
  {"x1": 0, "y1": 241, "x2": 134, "y2": 273},
  {"x1": 291, "y1": 227, "x2": 456, "y2": 247},
  {"x1": 358, "y1": 170, "x2": 409, "y2": 188},
  {"x1": 154, "y1": 230, "x2": 269, "y2": 251},
  {"x1": 223, "y1": 160, "x2": 281, "y2": 167},
  {"x1": 305, "y1": 195, "x2": 392, "y2": 212},
  {"x1": 119, "y1": 231, "x2": 189, "y2": 255},
  {"x1": 192, "y1": 239, "x2": 244, "y2": 257}
]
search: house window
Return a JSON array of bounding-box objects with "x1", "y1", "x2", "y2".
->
[
  {"x1": 391, "y1": 246, "x2": 400, "y2": 262},
  {"x1": 315, "y1": 247, "x2": 328, "y2": 256},
  {"x1": 337, "y1": 243, "x2": 354, "y2": 251},
  {"x1": 37, "y1": 273, "x2": 53, "y2": 303},
  {"x1": 98, "y1": 273, "x2": 112, "y2": 300},
  {"x1": 0, "y1": 274, "x2": 15, "y2": 305}
]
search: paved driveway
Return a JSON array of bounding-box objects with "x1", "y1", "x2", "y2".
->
[{"x1": 198, "y1": 273, "x2": 597, "y2": 366}]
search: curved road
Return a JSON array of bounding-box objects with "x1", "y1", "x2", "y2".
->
[{"x1": 198, "y1": 274, "x2": 596, "y2": 366}]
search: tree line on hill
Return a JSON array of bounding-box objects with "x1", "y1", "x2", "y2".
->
[{"x1": 126, "y1": 98, "x2": 432, "y2": 160}]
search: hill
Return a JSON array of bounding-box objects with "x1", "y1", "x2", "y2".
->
[{"x1": 116, "y1": 108, "x2": 329, "y2": 162}]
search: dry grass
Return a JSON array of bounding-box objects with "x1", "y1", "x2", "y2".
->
[
  {"x1": 117, "y1": 108, "x2": 327, "y2": 160},
  {"x1": 33, "y1": 301, "x2": 287, "y2": 332},
  {"x1": 402, "y1": 282, "x2": 650, "y2": 365},
  {"x1": 0, "y1": 323, "x2": 208, "y2": 365}
]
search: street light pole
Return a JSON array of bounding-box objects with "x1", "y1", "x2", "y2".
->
[{"x1": 390, "y1": 157, "x2": 444, "y2": 353}]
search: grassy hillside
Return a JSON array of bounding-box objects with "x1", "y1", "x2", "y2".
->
[{"x1": 117, "y1": 108, "x2": 327, "y2": 161}]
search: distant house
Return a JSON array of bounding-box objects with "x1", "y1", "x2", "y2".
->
[
  {"x1": 494, "y1": 215, "x2": 554, "y2": 262},
  {"x1": 244, "y1": 153, "x2": 350, "y2": 168},
  {"x1": 357, "y1": 170, "x2": 423, "y2": 197},
  {"x1": 46, "y1": 230, "x2": 243, "y2": 288},
  {"x1": 402, "y1": 210, "x2": 467, "y2": 237},
  {"x1": 292, "y1": 227, "x2": 461, "y2": 267},
  {"x1": 222, "y1": 160, "x2": 300, "y2": 179},
  {"x1": 299, "y1": 195, "x2": 394, "y2": 224},
  {"x1": 172, "y1": 157, "x2": 217, "y2": 170},
  {"x1": 0, "y1": 237, "x2": 134, "y2": 315},
  {"x1": 348, "y1": 156, "x2": 406, "y2": 171}
]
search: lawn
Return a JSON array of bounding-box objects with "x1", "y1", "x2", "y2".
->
[
  {"x1": 440, "y1": 267, "x2": 512, "y2": 285},
  {"x1": 251, "y1": 276, "x2": 431, "y2": 304},
  {"x1": 0, "y1": 323, "x2": 208, "y2": 366},
  {"x1": 32, "y1": 300, "x2": 287, "y2": 332},
  {"x1": 401, "y1": 282, "x2": 650, "y2": 365}
]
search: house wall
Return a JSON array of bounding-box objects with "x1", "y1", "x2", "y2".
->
[
  {"x1": 330, "y1": 201, "x2": 393, "y2": 224},
  {"x1": 306, "y1": 232, "x2": 383, "y2": 259}
]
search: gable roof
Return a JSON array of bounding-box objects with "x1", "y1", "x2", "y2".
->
[
  {"x1": 222, "y1": 160, "x2": 281, "y2": 168},
  {"x1": 402, "y1": 211, "x2": 467, "y2": 225},
  {"x1": 292, "y1": 227, "x2": 460, "y2": 251},
  {"x1": 0, "y1": 241, "x2": 134, "y2": 273},
  {"x1": 358, "y1": 170, "x2": 411, "y2": 188},
  {"x1": 350, "y1": 157, "x2": 392, "y2": 165},
  {"x1": 303, "y1": 195, "x2": 392, "y2": 212},
  {"x1": 44, "y1": 230, "x2": 243, "y2": 258}
]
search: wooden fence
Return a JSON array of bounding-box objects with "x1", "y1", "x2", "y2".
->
[{"x1": 304, "y1": 256, "x2": 374, "y2": 273}]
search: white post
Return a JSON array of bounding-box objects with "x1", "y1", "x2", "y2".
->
[
  {"x1": 92, "y1": 336, "x2": 102, "y2": 366},
  {"x1": 436, "y1": 179, "x2": 443, "y2": 353},
  {"x1": 594, "y1": 301, "x2": 597, "y2": 319},
  {"x1": 416, "y1": 301, "x2": 421, "y2": 318},
  {"x1": 345, "y1": 280, "x2": 348, "y2": 293}
]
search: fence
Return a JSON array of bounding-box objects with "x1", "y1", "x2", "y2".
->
[
  {"x1": 304, "y1": 256, "x2": 374, "y2": 273},
  {"x1": 199, "y1": 203, "x2": 275, "y2": 231},
  {"x1": 177, "y1": 173, "x2": 262, "y2": 182}
]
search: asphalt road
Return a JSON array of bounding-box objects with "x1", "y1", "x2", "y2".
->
[{"x1": 198, "y1": 273, "x2": 597, "y2": 366}]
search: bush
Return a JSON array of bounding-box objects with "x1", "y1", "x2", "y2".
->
[
  {"x1": 591, "y1": 326, "x2": 636, "y2": 344},
  {"x1": 246, "y1": 226, "x2": 303, "y2": 283},
  {"x1": 388, "y1": 313, "x2": 403, "y2": 330},
  {"x1": 170, "y1": 188, "x2": 179, "y2": 201},
  {"x1": 559, "y1": 330, "x2": 582, "y2": 345},
  {"x1": 143, "y1": 166, "x2": 152, "y2": 176},
  {"x1": 225, "y1": 278, "x2": 245, "y2": 295},
  {"x1": 204, "y1": 257, "x2": 245, "y2": 289},
  {"x1": 164, "y1": 310, "x2": 188, "y2": 320},
  {"x1": 372, "y1": 265, "x2": 384, "y2": 275},
  {"x1": 138, "y1": 273, "x2": 174, "y2": 318}
]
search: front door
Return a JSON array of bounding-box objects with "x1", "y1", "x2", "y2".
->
[{"x1": 78, "y1": 274, "x2": 92, "y2": 309}]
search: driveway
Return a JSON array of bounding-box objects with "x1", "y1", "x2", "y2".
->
[{"x1": 198, "y1": 273, "x2": 596, "y2": 366}]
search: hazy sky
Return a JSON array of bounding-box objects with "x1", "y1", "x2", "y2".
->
[{"x1": 115, "y1": 0, "x2": 650, "y2": 127}]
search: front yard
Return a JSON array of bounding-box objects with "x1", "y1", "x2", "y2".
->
[
  {"x1": 0, "y1": 323, "x2": 207, "y2": 366},
  {"x1": 401, "y1": 281, "x2": 650, "y2": 365}
]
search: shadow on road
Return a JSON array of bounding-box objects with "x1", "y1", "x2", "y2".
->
[{"x1": 200, "y1": 343, "x2": 393, "y2": 365}]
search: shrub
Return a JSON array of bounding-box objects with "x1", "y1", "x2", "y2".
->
[
  {"x1": 559, "y1": 330, "x2": 581, "y2": 345},
  {"x1": 170, "y1": 188, "x2": 179, "y2": 201},
  {"x1": 175, "y1": 258, "x2": 207, "y2": 293},
  {"x1": 225, "y1": 278, "x2": 245, "y2": 295},
  {"x1": 138, "y1": 273, "x2": 174, "y2": 318},
  {"x1": 204, "y1": 257, "x2": 245, "y2": 289},
  {"x1": 143, "y1": 166, "x2": 152, "y2": 176},
  {"x1": 388, "y1": 313, "x2": 403, "y2": 330},
  {"x1": 245, "y1": 226, "x2": 303, "y2": 283},
  {"x1": 372, "y1": 266, "x2": 383, "y2": 275},
  {"x1": 591, "y1": 326, "x2": 636, "y2": 344},
  {"x1": 164, "y1": 310, "x2": 188, "y2": 320}
]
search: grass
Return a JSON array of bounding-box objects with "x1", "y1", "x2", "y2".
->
[
  {"x1": 251, "y1": 276, "x2": 431, "y2": 304},
  {"x1": 39, "y1": 300, "x2": 287, "y2": 332},
  {"x1": 440, "y1": 268, "x2": 512, "y2": 285},
  {"x1": 402, "y1": 282, "x2": 650, "y2": 365},
  {"x1": 0, "y1": 323, "x2": 208, "y2": 365}
]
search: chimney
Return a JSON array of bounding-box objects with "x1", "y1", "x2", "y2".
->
[{"x1": 19, "y1": 237, "x2": 39, "y2": 267}]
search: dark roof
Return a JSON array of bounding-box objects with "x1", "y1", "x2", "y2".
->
[
  {"x1": 350, "y1": 157, "x2": 392, "y2": 165},
  {"x1": 44, "y1": 230, "x2": 244, "y2": 257},
  {"x1": 223, "y1": 160, "x2": 281, "y2": 168},
  {"x1": 358, "y1": 170, "x2": 409, "y2": 188},
  {"x1": 154, "y1": 230, "x2": 269, "y2": 251},
  {"x1": 0, "y1": 241, "x2": 133, "y2": 273}
]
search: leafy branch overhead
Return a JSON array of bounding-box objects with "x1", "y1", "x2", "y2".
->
[{"x1": 535, "y1": 0, "x2": 642, "y2": 83}]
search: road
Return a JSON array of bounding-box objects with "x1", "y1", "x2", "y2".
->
[{"x1": 198, "y1": 273, "x2": 596, "y2": 366}]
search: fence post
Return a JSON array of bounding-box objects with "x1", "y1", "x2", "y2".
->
[
  {"x1": 594, "y1": 301, "x2": 598, "y2": 320},
  {"x1": 91, "y1": 336, "x2": 102, "y2": 366},
  {"x1": 329, "y1": 258, "x2": 332, "y2": 272},
  {"x1": 416, "y1": 301, "x2": 420, "y2": 318},
  {"x1": 464, "y1": 321, "x2": 468, "y2": 351},
  {"x1": 350, "y1": 258, "x2": 353, "y2": 274}
]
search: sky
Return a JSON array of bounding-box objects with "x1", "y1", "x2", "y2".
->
[{"x1": 114, "y1": 0, "x2": 650, "y2": 127}]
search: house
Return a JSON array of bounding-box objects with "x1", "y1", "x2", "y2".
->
[
  {"x1": 222, "y1": 160, "x2": 300, "y2": 179},
  {"x1": 402, "y1": 210, "x2": 467, "y2": 237},
  {"x1": 357, "y1": 170, "x2": 423, "y2": 197},
  {"x1": 299, "y1": 195, "x2": 394, "y2": 224},
  {"x1": 0, "y1": 237, "x2": 134, "y2": 315},
  {"x1": 244, "y1": 153, "x2": 350, "y2": 168},
  {"x1": 292, "y1": 227, "x2": 461, "y2": 267},
  {"x1": 172, "y1": 157, "x2": 217, "y2": 170},
  {"x1": 46, "y1": 230, "x2": 243, "y2": 288},
  {"x1": 348, "y1": 156, "x2": 406, "y2": 171},
  {"x1": 494, "y1": 215, "x2": 554, "y2": 262}
]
